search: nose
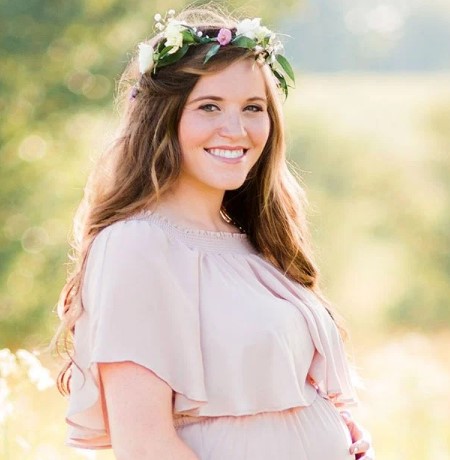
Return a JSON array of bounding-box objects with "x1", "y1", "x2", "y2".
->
[{"x1": 218, "y1": 110, "x2": 247, "y2": 139}]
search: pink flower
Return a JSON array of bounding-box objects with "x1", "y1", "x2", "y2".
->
[{"x1": 217, "y1": 28, "x2": 232, "y2": 46}]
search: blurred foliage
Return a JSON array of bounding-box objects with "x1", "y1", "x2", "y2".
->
[
  {"x1": 284, "y1": 74, "x2": 450, "y2": 333},
  {"x1": 0, "y1": 0, "x2": 449, "y2": 347},
  {"x1": 0, "y1": 1, "x2": 450, "y2": 458},
  {"x1": 0, "y1": 0, "x2": 302, "y2": 349}
]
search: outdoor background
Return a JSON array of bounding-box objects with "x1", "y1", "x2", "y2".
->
[{"x1": 1, "y1": 0, "x2": 449, "y2": 458}]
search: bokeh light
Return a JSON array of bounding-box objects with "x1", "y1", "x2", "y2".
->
[{"x1": 1, "y1": 0, "x2": 449, "y2": 458}]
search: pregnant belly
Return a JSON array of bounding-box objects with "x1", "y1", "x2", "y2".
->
[{"x1": 176, "y1": 394, "x2": 355, "y2": 460}]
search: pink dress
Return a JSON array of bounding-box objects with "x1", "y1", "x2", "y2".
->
[{"x1": 66, "y1": 211, "x2": 358, "y2": 459}]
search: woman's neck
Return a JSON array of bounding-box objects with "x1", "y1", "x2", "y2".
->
[{"x1": 151, "y1": 185, "x2": 237, "y2": 233}]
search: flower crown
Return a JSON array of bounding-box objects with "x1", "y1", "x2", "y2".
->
[{"x1": 136, "y1": 10, "x2": 295, "y2": 97}]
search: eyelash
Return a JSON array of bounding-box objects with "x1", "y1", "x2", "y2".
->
[{"x1": 199, "y1": 104, "x2": 264, "y2": 113}]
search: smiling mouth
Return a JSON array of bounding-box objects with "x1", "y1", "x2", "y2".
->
[{"x1": 205, "y1": 148, "x2": 247, "y2": 159}]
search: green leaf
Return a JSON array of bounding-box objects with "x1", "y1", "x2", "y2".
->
[
  {"x1": 276, "y1": 54, "x2": 295, "y2": 83},
  {"x1": 231, "y1": 36, "x2": 256, "y2": 49},
  {"x1": 158, "y1": 44, "x2": 190, "y2": 67},
  {"x1": 272, "y1": 69, "x2": 288, "y2": 97},
  {"x1": 203, "y1": 43, "x2": 221, "y2": 64},
  {"x1": 159, "y1": 46, "x2": 173, "y2": 59},
  {"x1": 198, "y1": 36, "x2": 212, "y2": 45},
  {"x1": 181, "y1": 30, "x2": 196, "y2": 44}
]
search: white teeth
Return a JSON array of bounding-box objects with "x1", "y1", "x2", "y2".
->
[{"x1": 207, "y1": 148, "x2": 245, "y2": 158}]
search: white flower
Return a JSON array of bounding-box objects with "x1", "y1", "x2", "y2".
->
[
  {"x1": 236, "y1": 18, "x2": 262, "y2": 40},
  {"x1": 28, "y1": 364, "x2": 54, "y2": 391},
  {"x1": 0, "y1": 349, "x2": 18, "y2": 378},
  {"x1": 154, "y1": 13, "x2": 162, "y2": 21},
  {"x1": 16, "y1": 349, "x2": 40, "y2": 368},
  {"x1": 138, "y1": 42, "x2": 155, "y2": 74},
  {"x1": 273, "y1": 41, "x2": 284, "y2": 55},
  {"x1": 16, "y1": 349, "x2": 54, "y2": 391},
  {"x1": 254, "y1": 25, "x2": 272, "y2": 42},
  {"x1": 164, "y1": 21, "x2": 185, "y2": 54},
  {"x1": 168, "y1": 9, "x2": 175, "y2": 16},
  {"x1": 0, "y1": 378, "x2": 13, "y2": 423}
]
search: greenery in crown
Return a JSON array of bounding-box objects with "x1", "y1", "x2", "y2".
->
[{"x1": 137, "y1": 10, "x2": 295, "y2": 97}]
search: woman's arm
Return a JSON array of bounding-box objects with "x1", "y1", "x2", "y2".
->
[{"x1": 98, "y1": 361, "x2": 199, "y2": 460}]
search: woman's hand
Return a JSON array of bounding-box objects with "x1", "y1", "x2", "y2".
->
[{"x1": 340, "y1": 411, "x2": 375, "y2": 460}]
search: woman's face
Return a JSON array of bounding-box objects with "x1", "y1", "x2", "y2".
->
[{"x1": 177, "y1": 59, "x2": 271, "y2": 194}]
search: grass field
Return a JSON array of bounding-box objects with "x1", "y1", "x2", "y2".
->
[{"x1": 1, "y1": 73, "x2": 449, "y2": 459}]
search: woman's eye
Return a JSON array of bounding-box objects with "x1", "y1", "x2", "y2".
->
[
  {"x1": 199, "y1": 104, "x2": 219, "y2": 112},
  {"x1": 245, "y1": 105, "x2": 264, "y2": 112}
]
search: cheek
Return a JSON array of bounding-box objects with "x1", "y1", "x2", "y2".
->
[
  {"x1": 251, "y1": 116, "x2": 271, "y2": 145},
  {"x1": 179, "y1": 115, "x2": 213, "y2": 150},
  {"x1": 178, "y1": 118, "x2": 194, "y2": 150}
]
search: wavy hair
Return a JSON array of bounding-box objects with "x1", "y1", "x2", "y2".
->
[{"x1": 53, "y1": 5, "x2": 345, "y2": 395}]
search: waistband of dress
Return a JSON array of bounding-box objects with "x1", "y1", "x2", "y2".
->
[{"x1": 173, "y1": 415, "x2": 212, "y2": 429}]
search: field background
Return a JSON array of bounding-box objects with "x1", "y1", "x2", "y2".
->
[{"x1": 1, "y1": 0, "x2": 449, "y2": 459}]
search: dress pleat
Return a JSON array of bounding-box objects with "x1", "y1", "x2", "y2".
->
[
  {"x1": 177, "y1": 396, "x2": 354, "y2": 460},
  {"x1": 65, "y1": 211, "x2": 357, "y2": 459}
]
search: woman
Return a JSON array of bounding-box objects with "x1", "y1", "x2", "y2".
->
[{"x1": 55, "y1": 6, "x2": 374, "y2": 460}]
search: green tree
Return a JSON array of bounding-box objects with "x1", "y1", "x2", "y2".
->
[{"x1": 0, "y1": 0, "x2": 301, "y2": 348}]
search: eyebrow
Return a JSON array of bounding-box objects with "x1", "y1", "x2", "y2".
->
[{"x1": 187, "y1": 95, "x2": 267, "y2": 104}]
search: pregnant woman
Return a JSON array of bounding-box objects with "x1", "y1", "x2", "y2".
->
[{"x1": 54, "y1": 5, "x2": 374, "y2": 459}]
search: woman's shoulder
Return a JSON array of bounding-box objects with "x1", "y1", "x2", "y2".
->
[
  {"x1": 83, "y1": 213, "x2": 198, "y2": 304},
  {"x1": 92, "y1": 210, "x2": 257, "y2": 257},
  {"x1": 92, "y1": 212, "x2": 172, "y2": 250},
  {"x1": 86, "y1": 213, "x2": 185, "y2": 276}
]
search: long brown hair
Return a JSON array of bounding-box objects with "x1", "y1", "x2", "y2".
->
[{"x1": 53, "y1": 6, "x2": 345, "y2": 395}]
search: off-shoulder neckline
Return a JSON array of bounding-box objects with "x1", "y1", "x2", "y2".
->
[
  {"x1": 139, "y1": 210, "x2": 248, "y2": 240},
  {"x1": 129, "y1": 210, "x2": 255, "y2": 254}
]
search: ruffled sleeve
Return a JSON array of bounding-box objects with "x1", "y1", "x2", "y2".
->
[
  {"x1": 297, "y1": 288, "x2": 358, "y2": 407},
  {"x1": 244, "y1": 255, "x2": 358, "y2": 408},
  {"x1": 66, "y1": 218, "x2": 207, "y2": 449}
]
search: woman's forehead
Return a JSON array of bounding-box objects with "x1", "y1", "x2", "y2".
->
[{"x1": 187, "y1": 60, "x2": 267, "y2": 102}]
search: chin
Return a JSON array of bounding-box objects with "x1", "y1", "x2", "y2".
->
[
  {"x1": 219, "y1": 175, "x2": 250, "y2": 191},
  {"x1": 218, "y1": 180, "x2": 246, "y2": 192}
]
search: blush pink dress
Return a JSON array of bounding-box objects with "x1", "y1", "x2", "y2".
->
[{"x1": 66, "y1": 211, "x2": 358, "y2": 459}]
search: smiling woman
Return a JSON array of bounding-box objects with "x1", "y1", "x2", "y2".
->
[
  {"x1": 53, "y1": 4, "x2": 374, "y2": 460},
  {"x1": 177, "y1": 59, "x2": 271, "y2": 195}
]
